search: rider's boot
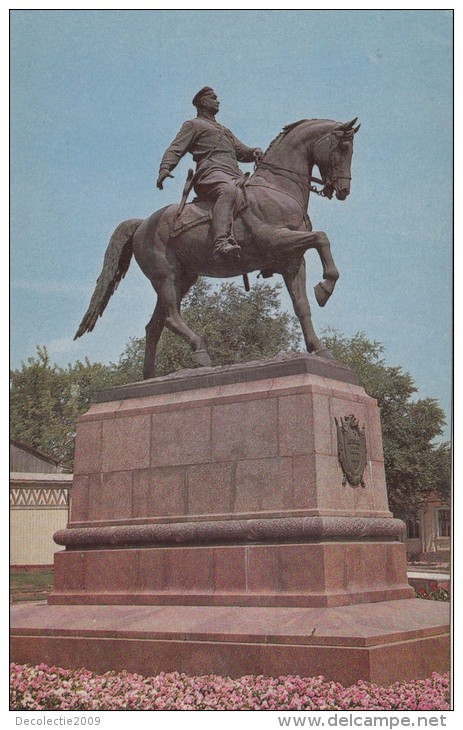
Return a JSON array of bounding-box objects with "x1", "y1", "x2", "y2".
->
[
  {"x1": 209, "y1": 182, "x2": 242, "y2": 262},
  {"x1": 212, "y1": 236, "x2": 242, "y2": 262}
]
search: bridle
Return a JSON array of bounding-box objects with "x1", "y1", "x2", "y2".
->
[
  {"x1": 255, "y1": 126, "x2": 351, "y2": 198},
  {"x1": 313, "y1": 129, "x2": 352, "y2": 198}
]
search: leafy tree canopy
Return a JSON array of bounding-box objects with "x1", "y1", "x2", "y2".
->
[{"x1": 10, "y1": 347, "x2": 111, "y2": 466}]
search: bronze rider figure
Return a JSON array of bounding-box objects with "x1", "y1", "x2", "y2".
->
[{"x1": 156, "y1": 87, "x2": 264, "y2": 261}]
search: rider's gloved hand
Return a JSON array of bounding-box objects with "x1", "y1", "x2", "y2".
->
[
  {"x1": 253, "y1": 148, "x2": 264, "y2": 162},
  {"x1": 156, "y1": 169, "x2": 175, "y2": 190}
]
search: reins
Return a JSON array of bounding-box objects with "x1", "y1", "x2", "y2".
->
[
  {"x1": 255, "y1": 158, "x2": 329, "y2": 198},
  {"x1": 254, "y1": 126, "x2": 342, "y2": 198}
]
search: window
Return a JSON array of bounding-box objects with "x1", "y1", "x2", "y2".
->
[
  {"x1": 436, "y1": 508, "x2": 451, "y2": 538},
  {"x1": 405, "y1": 517, "x2": 421, "y2": 539}
]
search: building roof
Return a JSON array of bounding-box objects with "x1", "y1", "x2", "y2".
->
[{"x1": 10, "y1": 439, "x2": 71, "y2": 473}]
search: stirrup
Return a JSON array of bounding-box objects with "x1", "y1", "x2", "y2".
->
[{"x1": 213, "y1": 239, "x2": 242, "y2": 261}]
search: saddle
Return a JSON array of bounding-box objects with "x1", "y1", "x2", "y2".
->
[
  {"x1": 170, "y1": 176, "x2": 249, "y2": 239},
  {"x1": 170, "y1": 200, "x2": 211, "y2": 239}
]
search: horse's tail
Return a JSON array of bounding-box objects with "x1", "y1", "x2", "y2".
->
[{"x1": 74, "y1": 218, "x2": 143, "y2": 339}]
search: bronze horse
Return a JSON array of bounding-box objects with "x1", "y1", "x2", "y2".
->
[{"x1": 75, "y1": 117, "x2": 360, "y2": 379}]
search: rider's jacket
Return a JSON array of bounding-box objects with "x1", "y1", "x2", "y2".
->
[{"x1": 159, "y1": 116, "x2": 256, "y2": 187}]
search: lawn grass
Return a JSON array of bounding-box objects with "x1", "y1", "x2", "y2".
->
[{"x1": 10, "y1": 569, "x2": 54, "y2": 601}]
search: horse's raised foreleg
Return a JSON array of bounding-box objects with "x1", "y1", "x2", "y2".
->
[
  {"x1": 270, "y1": 228, "x2": 339, "y2": 307},
  {"x1": 311, "y1": 232, "x2": 339, "y2": 308},
  {"x1": 282, "y1": 258, "x2": 334, "y2": 359}
]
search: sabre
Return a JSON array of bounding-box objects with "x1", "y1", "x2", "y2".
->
[{"x1": 174, "y1": 169, "x2": 195, "y2": 222}]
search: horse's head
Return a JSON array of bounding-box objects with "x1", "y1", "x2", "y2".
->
[{"x1": 314, "y1": 118, "x2": 360, "y2": 200}]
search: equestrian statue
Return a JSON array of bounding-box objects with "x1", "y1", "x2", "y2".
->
[{"x1": 75, "y1": 87, "x2": 360, "y2": 380}]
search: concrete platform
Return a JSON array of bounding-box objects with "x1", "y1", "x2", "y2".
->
[
  {"x1": 407, "y1": 570, "x2": 450, "y2": 593},
  {"x1": 10, "y1": 598, "x2": 449, "y2": 687},
  {"x1": 407, "y1": 570, "x2": 450, "y2": 582}
]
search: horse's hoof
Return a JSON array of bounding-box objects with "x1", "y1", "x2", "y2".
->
[
  {"x1": 314, "y1": 347, "x2": 336, "y2": 360},
  {"x1": 192, "y1": 349, "x2": 212, "y2": 367},
  {"x1": 314, "y1": 282, "x2": 331, "y2": 307}
]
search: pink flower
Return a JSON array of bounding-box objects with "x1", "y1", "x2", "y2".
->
[{"x1": 9, "y1": 664, "x2": 450, "y2": 711}]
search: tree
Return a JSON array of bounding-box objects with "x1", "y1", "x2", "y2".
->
[
  {"x1": 112, "y1": 279, "x2": 302, "y2": 381},
  {"x1": 68, "y1": 358, "x2": 115, "y2": 415},
  {"x1": 321, "y1": 329, "x2": 451, "y2": 515},
  {"x1": 10, "y1": 347, "x2": 78, "y2": 467},
  {"x1": 10, "y1": 347, "x2": 114, "y2": 467}
]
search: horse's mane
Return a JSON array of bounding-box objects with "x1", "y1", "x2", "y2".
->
[{"x1": 263, "y1": 118, "x2": 336, "y2": 157}]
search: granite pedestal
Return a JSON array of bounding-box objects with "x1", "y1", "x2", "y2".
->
[{"x1": 10, "y1": 353, "x2": 450, "y2": 683}]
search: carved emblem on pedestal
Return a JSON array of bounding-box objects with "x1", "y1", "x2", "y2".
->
[{"x1": 335, "y1": 414, "x2": 367, "y2": 488}]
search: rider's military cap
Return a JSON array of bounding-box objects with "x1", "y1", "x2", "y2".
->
[{"x1": 192, "y1": 86, "x2": 214, "y2": 106}]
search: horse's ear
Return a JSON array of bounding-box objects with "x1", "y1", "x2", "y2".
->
[
  {"x1": 340, "y1": 117, "x2": 358, "y2": 130},
  {"x1": 353, "y1": 123, "x2": 361, "y2": 134}
]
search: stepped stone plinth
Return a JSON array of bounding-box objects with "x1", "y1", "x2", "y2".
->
[{"x1": 10, "y1": 354, "x2": 449, "y2": 684}]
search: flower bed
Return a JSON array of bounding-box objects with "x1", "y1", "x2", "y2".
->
[
  {"x1": 415, "y1": 584, "x2": 450, "y2": 601},
  {"x1": 10, "y1": 664, "x2": 450, "y2": 711}
]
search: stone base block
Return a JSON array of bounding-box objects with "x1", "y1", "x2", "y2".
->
[
  {"x1": 49, "y1": 540, "x2": 414, "y2": 607},
  {"x1": 10, "y1": 599, "x2": 449, "y2": 686},
  {"x1": 69, "y1": 353, "x2": 392, "y2": 527}
]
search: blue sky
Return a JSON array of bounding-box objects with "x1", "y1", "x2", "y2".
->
[{"x1": 10, "y1": 9, "x2": 453, "y2": 437}]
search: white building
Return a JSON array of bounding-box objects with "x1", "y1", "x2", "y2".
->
[{"x1": 10, "y1": 440, "x2": 72, "y2": 567}]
